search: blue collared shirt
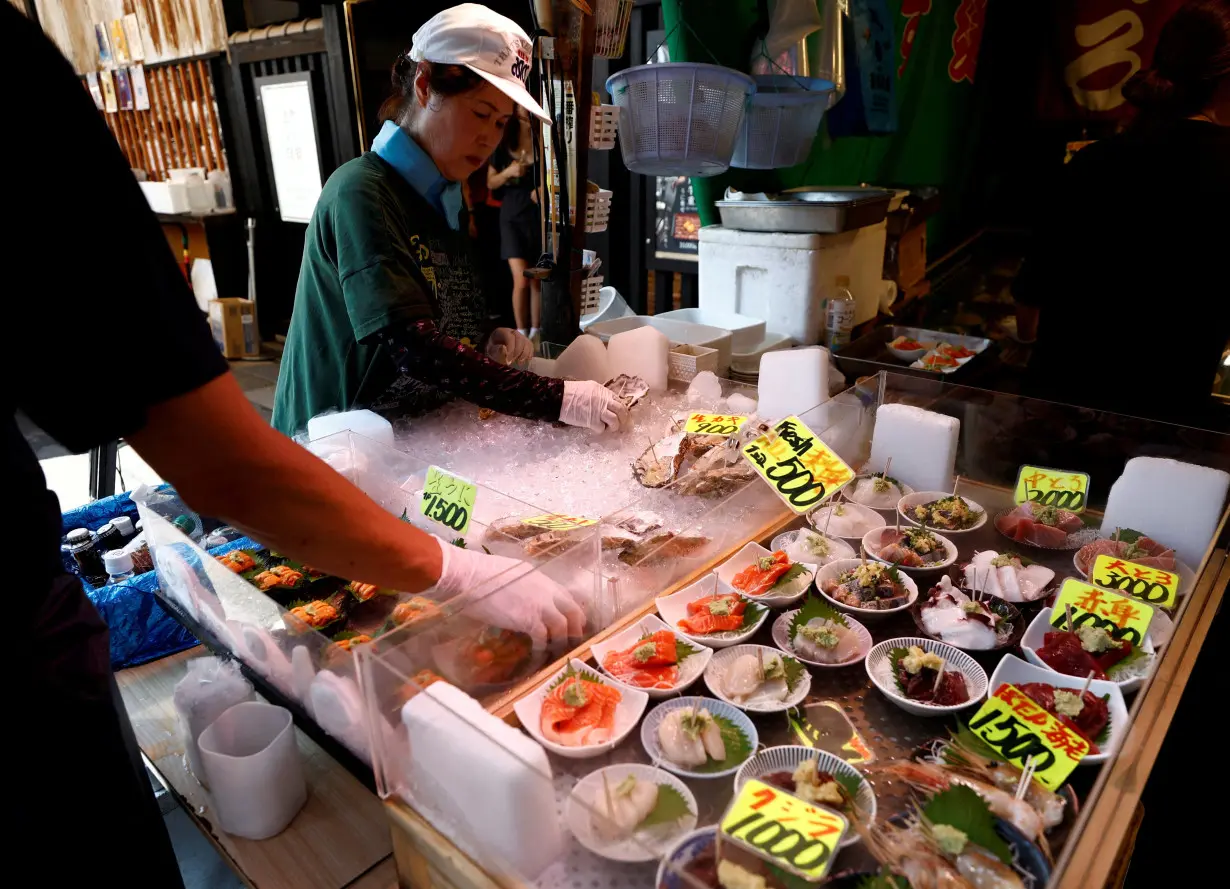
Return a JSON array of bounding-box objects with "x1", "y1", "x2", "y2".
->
[{"x1": 370, "y1": 120, "x2": 463, "y2": 231}]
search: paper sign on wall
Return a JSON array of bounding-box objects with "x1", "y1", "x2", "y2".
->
[
  {"x1": 967, "y1": 683, "x2": 1088, "y2": 790},
  {"x1": 1089, "y1": 554, "x2": 1179, "y2": 608}
]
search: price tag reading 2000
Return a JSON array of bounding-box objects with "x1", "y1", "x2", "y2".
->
[
  {"x1": 720, "y1": 779, "x2": 847, "y2": 880},
  {"x1": 420, "y1": 466, "x2": 476, "y2": 535},
  {"x1": 741, "y1": 416, "x2": 855, "y2": 514}
]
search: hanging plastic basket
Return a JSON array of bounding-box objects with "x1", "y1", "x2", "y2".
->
[
  {"x1": 731, "y1": 75, "x2": 835, "y2": 170},
  {"x1": 595, "y1": 0, "x2": 634, "y2": 59},
  {"x1": 590, "y1": 104, "x2": 619, "y2": 150},
  {"x1": 605, "y1": 63, "x2": 757, "y2": 177},
  {"x1": 581, "y1": 275, "x2": 604, "y2": 314},
  {"x1": 550, "y1": 181, "x2": 613, "y2": 233}
]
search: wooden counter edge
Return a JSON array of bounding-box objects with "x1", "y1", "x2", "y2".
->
[{"x1": 386, "y1": 799, "x2": 530, "y2": 889}]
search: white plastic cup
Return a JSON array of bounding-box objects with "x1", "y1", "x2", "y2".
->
[{"x1": 198, "y1": 702, "x2": 307, "y2": 839}]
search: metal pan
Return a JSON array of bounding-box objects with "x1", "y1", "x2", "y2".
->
[{"x1": 715, "y1": 187, "x2": 894, "y2": 233}]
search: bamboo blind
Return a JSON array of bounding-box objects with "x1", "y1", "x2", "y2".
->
[{"x1": 96, "y1": 59, "x2": 226, "y2": 180}]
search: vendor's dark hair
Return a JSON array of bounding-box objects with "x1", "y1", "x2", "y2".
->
[
  {"x1": 1123, "y1": 0, "x2": 1230, "y2": 120},
  {"x1": 378, "y1": 55, "x2": 485, "y2": 123}
]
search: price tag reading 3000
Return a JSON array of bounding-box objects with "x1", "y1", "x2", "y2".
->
[
  {"x1": 1089, "y1": 554, "x2": 1179, "y2": 608},
  {"x1": 420, "y1": 466, "x2": 476, "y2": 535},
  {"x1": 741, "y1": 416, "x2": 854, "y2": 513},
  {"x1": 720, "y1": 779, "x2": 847, "y2": 880}
]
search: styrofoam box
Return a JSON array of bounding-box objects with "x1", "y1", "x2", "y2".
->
[
  {"x1": 586, "y1": 316, "x2": 733, "y2": 376},
  {"x1": 699, "y1": 223, "x2": 889, "y2": 342},
  {"x1": 656, "y1": 308, "x2": 766, "y2": 352}
]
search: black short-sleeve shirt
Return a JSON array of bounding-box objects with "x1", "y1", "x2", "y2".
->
[{"x1": 5, "y1": 6, "x2": 228, "y2": 606}]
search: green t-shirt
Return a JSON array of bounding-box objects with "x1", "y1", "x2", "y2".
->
[{"x1": 272, "y1": 153, "x2": 484, "y2": 437}]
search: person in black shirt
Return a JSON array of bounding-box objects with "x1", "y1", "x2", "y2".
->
[
  {"x1": 6, "y1": 7, "x2": 586, "y2": 883},
  {"x1": 489, "y1": 106, "x2": 543, "y2": 341},
  {"x1": 1015, "y1": 0, "x2": 1230, "y2": 429}
]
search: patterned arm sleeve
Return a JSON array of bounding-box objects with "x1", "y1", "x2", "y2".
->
[{"x1": 383, "y1": 320, "x2": 564, "y2": 420}]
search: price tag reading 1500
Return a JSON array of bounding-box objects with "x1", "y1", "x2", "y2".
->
[
  {"x1": 720, "y1": 779, "x2": 847, "y2": 880},
  {"x1": 967, "y1": 683, "x2": 1089, "y2": 789},
  {"x1": 741, "y1": 416, "x2": 854, "y2": 514},
  {"x1": 420, "y1": 466, "x2": 476, "y2": 535}
]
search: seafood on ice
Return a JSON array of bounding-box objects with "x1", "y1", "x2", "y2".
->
[
  {"x1": 677, "y1": 594, "x2": 755, "y2": 636},
  {"x1": 601, "y1": 630, "x2": 688, "y2": 690},
  {"x1": 893, "y1": 645, "x2": 970, "y2": 706},
  {"x1": 776, "y1": 529, "x2": 852, "y2": 567},
  {"x1": 540, "y1": 670, "x2": 621, "y2": 747},
  {"x1": 963, "y1": 551, "x2": 1055, "y2": 603},
  {"x1": 721, "y1": 651, "x2": 791, "y2": 704},
  {"x1": 216, "y1": 550, "x2": 257, "y2": 573},
  {"x1": 592, "y1": 774, "x2": 659, "y2": 841},
  {"x1": 845, "y1": 473, "x2": 912, "y2": 509},
  {"x1": 657, "y1": 706, "x2": 727, "y2": 769},
  {"x1": 730, "y1": 550, "x2": 812, "y2": 598},
  {"x1": 871, "y1": 527, "x2": 951, "y2": 568},
  {"x1": 618, "y1": 530, "x2": 710, "y2": 567},
  {"x1": 809, "y1": 502, "x2": 885, "y2": 539},
  {"x1": 919, "y1": 577, "x2": 1011, "y2": 650},
  {"x1": 995, "y1": 503, "x2": 1084, "y2": 548},
  {"x1": 603, "y1": 374, "x2": 650, "y2": 409},
  {"x1": 632, "y1": 433, "x2": 696, "y2": 488},
  {"x1": 1075, "y1": 534, "x2": 1175, "y2": 575},
  {"x1": 822, "y1": 562, "x2": 910, "y2": 610}
]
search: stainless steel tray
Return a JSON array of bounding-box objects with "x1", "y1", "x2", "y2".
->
[{"x1": 716, "y1": 187, "x2": 894, "y2": 233}]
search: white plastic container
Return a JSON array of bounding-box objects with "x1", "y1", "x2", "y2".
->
[
  {"x1": 139, "y1": 180, "x2": 191, "y2": 215},
  {"x1": 699, "y1": 223, "x2": 890, "y2": 341},
  {"x1": 585, "y1": 316, "x2": 733, "y2": 377},
  {"x1": 306, "y1": 409, "x2": 394, "y2": 448},
  {"x1": 655, "y1": 307, "x2": 766, "y2": 352},
  {"x1": 730, "y1": 332, "x2": 793, "y2": 376}
]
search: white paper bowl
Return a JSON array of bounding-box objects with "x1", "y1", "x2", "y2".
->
[
  {"x1": 807, "y1": 502, "x2": 886, "y2": 540},
  {"x1": 861, "y1": 526, "x2": 958, "y2": 575},
  {"x1": 814, "y1": 558, "x2": 919, "y2": 620},
  {"x1": 771, "y1": 608, "x2": 872, "y2": 669},
  {"x1": 513, "y1": 658, "x2": 648, "y2": 759},
  {"x1": 897, "y1": 492, "x2": 988, "y2": 534},
  {"x1": 1073, "y1": 552, "x2": 1196, "y2": 604},
  {"x1": 887, "y1": 343, "x2": 930, "y2": 362},
  {"x1": 865, "y1": 636, "x2": 988, "y2": 716},
  {"x1": 566, "y1": 763, "x2": 698, "y2": 862},
  {"x1": 988, "y1": 654, "x2": 1129, "y2": 765},
  {"x1": 842, "y1": 475, "x2": 915, "y2": 511},
  {"x1": 771, "y1": 528, "x2": 855, "y2": 567},
  {"x1": 714, "y1": 542, "x2": 816, "y2": 608},
  {"x1": 733, "y1": 746, "x2": 875, "y2": 848},
  {"x1": 655, "y1": 573, "x2": 769, "y2": 649},
  {"x1": 640, "y1": 696, "x2": 758, "y2": 779},
  {"x1": 1020, "y1": 608, "x2": 1155, "y2": 694},
  {"x1": 591, "y1": 613, "x2": 712, "y2": 699},
  {"x1": 704, "y1": 644, "x2": 812, "y2": 713}
]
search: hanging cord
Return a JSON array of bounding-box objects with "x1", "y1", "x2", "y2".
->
[{"x1": 644, "y1": 5, "x2": 724, "y2": 66}]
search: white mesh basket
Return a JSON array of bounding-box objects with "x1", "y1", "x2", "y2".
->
[
  {"x1": 594, "y1": 0, "x2": 634, "y2": 59},
  {"x1": 605, "y1": 63, "x2": 756, "y2": 177},
  {"x1": 590, "y1": 104, "x2": 619, "y2": 150},
  {"x1": 550, "y1": 182, "x2": 613, "y2": 233},
  {"x1": 731, "y1": 75, "x2": 835, "y2": 170},
  {"x1": 581, "y1": 275, "x2": 604, "y2": 314}
]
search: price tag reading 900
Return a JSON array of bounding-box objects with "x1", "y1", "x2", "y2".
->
[
  {"x1": 420, "y1": 466, "x2": 476, "y2": 535},
  {"x1": 741, "y1": 416, "x2": 854, "y2": 514},
  {"x1": 684, "y1": 413, "x2": 748, "y2": 436},
  {"x1": 1013, "y1": 465, "x2": 1091, "y2": 513},
  {"x1": 720, "y1": 779, "x2": 847, "y2": 880},
  {"x1": 967, "y1": 683, "x2": 1089, "y2": 789}
]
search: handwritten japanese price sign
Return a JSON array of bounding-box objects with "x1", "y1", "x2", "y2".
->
[
  {"x1": 967, "y1": 683, "x2": 1088, "y2": 790},
  {"x1": 520, "y1": 513, "x2": 597, "y2": 532},
  {"x1": 1050, "y1": 578, "x2": 1154, "y2": 645},
  {"x1": 1013, "y1": 465, "x2": 1091, "y2": 513},
  {"x1": 684, "y1": 413, "x2": 748, "y2": 436},
  {"x1": 1090, "y1": 554, "x2": 1178, "y2": 608},
  {"x1": 720, "y1": 779, "x2": 847, "y2": 880},
  {"x1": 741, "y1": 416, "x2": 855, "y2": 514},
  {"x1": 420, "y1": 466, "x2": 476, "y2": 535}
]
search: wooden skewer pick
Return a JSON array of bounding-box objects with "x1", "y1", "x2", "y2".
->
[
  {"x1": 1079, "y1": 670, "x2": 1095, "y2": 697},
  {"x1": 932, "y1": 658, "x2": 946, "y2": 695},
  {"x1": 823, "y1": 504, "x2": 835, "y2": 537},
  {"x1": 881, "y1": 457, "x2": 892, "y2": 480},
  {"x1": 1015, "y1": 755, "x2": 1036, "y2": 801},
  {"x1": 1065, "y1": 603, "x2": 1074, "y2": 632},
  {"x1": 601, "y1": 771, "x2": 619, "y2": 834},
  {"x1": 647, "y1": 438, "x2": 659, "y2": 464},
  {"x1": 952, "y1": 475, "x2": 961, "y2": 497}
]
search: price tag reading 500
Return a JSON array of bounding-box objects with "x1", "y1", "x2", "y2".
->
[
  {"x1": 420, "y1": 466, "x2": 476, "y2": 535},
  {"x1": 720, "y1": 779, "x2": 847, "y2": 880},
  {"x1": 741, "y1": 416, "x2": 854, "y2": 513}
]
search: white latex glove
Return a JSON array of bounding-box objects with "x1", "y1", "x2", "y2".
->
[
  {"x1": 433, "y1": 538, "x2": 586, "y2": 648},
  {"x1": 485, "y1": 327, "x2": 535, "y2": 366},
  {"x1": 560, "y1": 380, "x2": 629, "y2": 432}
]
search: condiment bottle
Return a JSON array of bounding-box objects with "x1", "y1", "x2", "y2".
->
[
  {"x1": 96, "y1": 521, "x2": 124, "y2": 552},
  {"x1": 110, "y1": 515, "x2": 136, "y2": 542},
  {"x1": 65, "y1": 528, "x2": 108, "y2": 586},
  {"x1": 825, "y1": 274, "x2": 856, "y2": 349},
  {"x1": 103, "y1": 550, "x2": 135, "y2": 584}
]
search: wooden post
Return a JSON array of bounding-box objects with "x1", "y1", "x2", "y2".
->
[{"x1": 568, "y1": 9, "x2": 596, "y2": 326}]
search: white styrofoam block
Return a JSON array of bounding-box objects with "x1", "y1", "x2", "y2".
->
[
  {"x1": 867, "y1": 403, "x2": 960, "y2": 493},
  {"x1": 756, "y1": 347, "x2": 830, "y2": 420},
  {"x1": 1100, "y1": 457, "x2": 1229, "y2": 566},
  {"x1": 554, "y1": 335, "x2": 610, "y2": 383},
  {"x1": 306, "y1": 410, "x2": 394, "y2": 448},
  {"x1": 607, "y1": 326, "x2": 669, "y2": 391},
  {"x1": 402, "y1": 683, "x2": 561, "y2": 879}
]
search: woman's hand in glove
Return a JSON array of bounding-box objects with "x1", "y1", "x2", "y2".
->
[
  {"x1": 431, "y1": 538, "x2": 585, "y2": 648},
  {"x1": 559, "y1": 380, "x2": 629, "y2": 432},
  {"x1": 485, "y1": 327, "x2": 535, "y2": 366}
]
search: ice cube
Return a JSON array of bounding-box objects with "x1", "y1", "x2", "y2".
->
[
  {"x1": 607, "y1": 326, "x2": 669, "y2": 391},
  {"x1": 306, "y1": 409, "x2": 394, "y2": 448},
  {"x1": 685, "y1": 370, "x2": 723, "y2": 405},
  {"x1": 756, "y1": 347, "x2": 829, "y2": 420},
  {"x1": 867, "y1": 403, "x2": 959, "y2": 493},
  {"x1": 726, "y1": 392, "x2": 758, "y2": 414},
  {"x1": 1101, "y1": 456, "x2": 1229, "y2": 566},
  {"x1": 554, "y1": 335, "x2": 610, "y2": 383}
]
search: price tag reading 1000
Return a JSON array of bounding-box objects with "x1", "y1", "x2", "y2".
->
[
  {"x1": 719, "y1": 779, "x2": 847, "y2": 880},
  {"x1": 420, "y1": 466, "x2": 476, "y2": 535}
]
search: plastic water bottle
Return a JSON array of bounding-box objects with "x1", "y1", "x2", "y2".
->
[
  {"x1": 825, "y1": 275, "x2": 856, "y2": 349},
  {"x1": 103, "y1": 550, "x2": 135, "y2": 584}
]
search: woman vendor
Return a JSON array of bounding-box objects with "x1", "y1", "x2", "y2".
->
[{"x1": 273, "y1": 4, "x2": 626, "y2": 437}]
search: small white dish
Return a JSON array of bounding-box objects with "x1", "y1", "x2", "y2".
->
[
  {"x1": 807, "y1": 502, "x2": 886, "y2": 540},
  {"x1": 771, "y1": 608, "x2": 872, "y2": 669},
  {"x1": 704, "y1": 644, "x2": 812, "y2": 713},
  {"x1": 714, "y1": 542, "x2": 816, "y2": 607},
  {"x1": 887, "y1": 342, "x2": 931, "y2": 362},
  {"x1": 1020, "y1": 608, "x2": 1155, "y2": 694},
  {"x1": 591, "y1": 613, "x2": 712, "y2": 699},
  {"x1": 989, "y1": 654, "x2": 1129, "y2": 765},
  {"x1": 897, "y1": 492, "x2": 988, "y2": 534},
  {"x1": 655, "y1": 573, "x2": 769, "y2": 649},
  {"x1": 771, "y1": 528, "x2": 855, "y2": 567},
  {"x1": 861, "y1": 526, "x2": 958, "y2": 575},
  {"x1": 814, "y1": 558, "x2": 919, "y2": 621},
  {"x1": 842, "y1": 474, "x2": 915, "y2": 511},
  {"x1": 733, "y1": 746, "x2": 874, "y2": 848},
  {"x1": 865, "y1": 636, "x2": 988, "y2": 716},
  {"x1": 640, "y1": 696, "x2": 758, "y2": 780},
  {"x1": 566, "y1": 763, "x2": 698, "y2": 863},
  {"x1": 513, "y1": 658, "x2": 648, "y2": 759}
]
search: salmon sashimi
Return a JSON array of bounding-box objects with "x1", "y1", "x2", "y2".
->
[
  {"x1": 601, "y1": 630, "x2": 681, "y2": 689},
  {"x1": 679, "y1": 594, "x2": 747, "y2": 635},
  {"x1": 731, "y1": 550, "x2": 792, "y2": 596},
  {"x1": 540, "y1": 676, "x2": 620, "y2": 747}
]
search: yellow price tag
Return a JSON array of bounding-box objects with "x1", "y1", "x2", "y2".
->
[
  {"x1": 1089, "y1": 554, "x2": 1178, "y2": 608},
  {"x1": 520, "y1": 513, "x2": 597, "y2": 532},
  {"x1": 1051, "y1": 578, "x2": 1154, "y2": 646},
  {"x1": 967, "y1": 683, "x2": 1089, "y2": 790},
  {"x1": 420, "y1": 466, "x2": 476, "y2": 536},
  {"x1": 1013, "y1": 465, "x2": 1091, "y2": 513},
  {"x1": 720, "y1": 779, "x2": 847, "y2": 880},
  {"x1": 684, "y1": 413, "x2": 748, "y2": 436},
  {"x1": 741, "y1": 416, "x2": 854, "y2": 514}
]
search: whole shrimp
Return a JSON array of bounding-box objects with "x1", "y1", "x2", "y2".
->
[
  {"x1": 851, "y1": 813, "x2": 975, "y2": 889},
  {"x1": 926, "y1": 737, "x2": 1067, "y2": 830}
]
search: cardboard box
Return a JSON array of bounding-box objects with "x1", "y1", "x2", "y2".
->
[
  {"x1": 209, "y1": 298, "x2": 260, "y2": 359},
  {"x1": 884, "y1": 222, "x2": 927, "y2": 288}
]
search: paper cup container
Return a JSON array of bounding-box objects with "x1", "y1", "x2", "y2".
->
[{"x1": 198, "y1": 701, "x2": 307, "y2": 839}]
